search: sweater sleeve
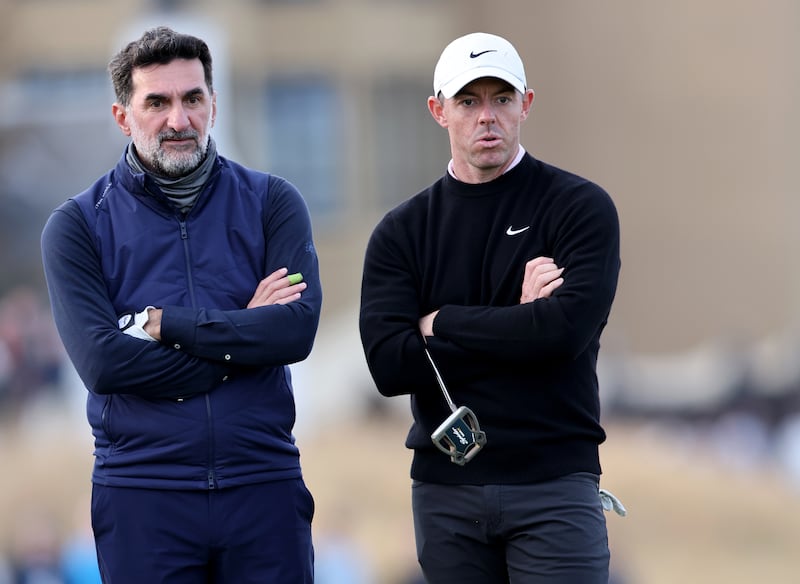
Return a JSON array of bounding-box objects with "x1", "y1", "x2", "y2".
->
[
  {"x1": 359, "y1": 213, "x2": 429, "y2": 397},
  {"x1": 41, "y1": 201, "x2": 231, "y2": 399},
  {"x1": 359, "y1": 212, "x2": 498, "y2": 397},
  {"x1": 159, "y1": 176, "x2": 322, "y2": 367},
  {"x1": 434, "y1": 183, "x2": 620, "y2": 362}
]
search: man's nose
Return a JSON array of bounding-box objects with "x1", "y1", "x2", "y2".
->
[
  {"x1": 478, "y1": 103, "x2": 497, "y2": 124},
  {"x1": 167, "y1": 105, "x2": 191, "y2": 131}
]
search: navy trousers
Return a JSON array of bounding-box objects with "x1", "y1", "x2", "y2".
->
[
  {"x1": 412, "y1": 473, "x2": 609, "y2": 583},
  {"x1": 92, "y1": 479, "x2": 315, "y2": 584}
]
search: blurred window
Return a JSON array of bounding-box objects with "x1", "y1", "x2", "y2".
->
[
  {"x1": 264, "y1": 76, "x2": 341, "y2": 217},
  {"x1": 371, "y1": 79, "x2": 448, "y2": 206},
  {"x1": 0, "y1": 69, "x2": 109, "y2": 125}
]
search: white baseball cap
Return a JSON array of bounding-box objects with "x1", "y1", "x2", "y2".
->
[{"x1": 433, "y1": 32, "x2": 527, "y2": 99}]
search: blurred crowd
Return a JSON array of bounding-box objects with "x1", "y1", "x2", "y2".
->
[
  {"x1": 0, "y1": 287, "x2": 93, "y2": 584},
  {"x1": 0, "y1": 502, "x2": 99, "y2": 584},
  {"x1": 0, "y1": 287, "x2": 65, "y2": 424}
]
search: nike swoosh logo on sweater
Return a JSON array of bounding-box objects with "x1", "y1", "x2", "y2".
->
[{"x1": 506, "y1": 225, "x2": 530, "y2": 236}]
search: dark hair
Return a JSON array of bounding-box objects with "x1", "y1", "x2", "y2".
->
[{"x1": 108, "y1": 26, "x2": 213, "y2": 106}]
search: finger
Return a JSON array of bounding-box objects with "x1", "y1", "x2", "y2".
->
[
  {"x1": 273, "y1": 291, "x2": 303, "y2": 306},
  {"x1": 247, "y1": 268, "x2": 294, "y2": 308},
  {"x1": 533, "y1": 266, "x2": 563, "y2": 292},
  {"x1": 522, "y1": 265, "x2": 560, "y2": 297},
  {"x1": 521, "y1": 265, "x2": 564, "y2": 302},
  {"x1": 267, "y1": 267, "x2": 290, "y2": 280},
  {"x1": 263, "y1": 268, "x2": 290, "y2": 289},
  {"x1": 538, "y1": 277, "x2": 564, "y2": 299},
  {"x1": 540, "y1": 266, "x2": 564, "y2": 283},
  {"x1": 266, "y1": 281, "x2": 307, "y2": 305},
  {"x1": 249, "y1": 268, "x2": 288, "y2": 296},
  {"x1": 524, "y1": 263, "x2": 559, "y2": 289},
  {"x1": 523, "y1": 256, "x2": 554, "y2": 279}
]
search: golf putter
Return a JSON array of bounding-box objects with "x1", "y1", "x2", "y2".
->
[{"x1": 424, "y1": 346, "x2": 487, "y2": 465}]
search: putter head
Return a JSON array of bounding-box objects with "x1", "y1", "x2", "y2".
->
[{"x1": 431, "y1": 406, "x2": 487, "y2": 465}]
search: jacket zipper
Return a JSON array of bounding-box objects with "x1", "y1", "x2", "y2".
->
[
  {"x1": 179, "y1": 220, "x2": 196, "y2": 302},
  {"x1": 179, "y1": 216, "x2": 217, "y2": 490},
  {"x1": 206, "y1": 393, "x2": 216, "y2": 490}
]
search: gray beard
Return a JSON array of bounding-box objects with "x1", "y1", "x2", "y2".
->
[{"x1": 148, "y1": 135, "x2": 209, "y2": 178}]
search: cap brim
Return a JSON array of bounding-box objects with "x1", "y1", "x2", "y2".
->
[{"x1": 438, "y1": 66, "x2": 526, "y2": 99}]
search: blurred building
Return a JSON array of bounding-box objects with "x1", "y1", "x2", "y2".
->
[
  {"x1": 1, "y1": 0, "x2": 799, "y2": 419},
  {"x1": 0, "y1": 0, "x2": 458, "y2": 311}
]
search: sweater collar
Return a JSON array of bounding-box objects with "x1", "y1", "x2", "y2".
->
[
  {"x1": 446, "y1": 144, "x2": 526, "y2": 182},
  {"x1": 443, "y1": 149, "x2": 534, "y2": 197}
]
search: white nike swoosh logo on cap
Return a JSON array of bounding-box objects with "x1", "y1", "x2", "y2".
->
[{"x1": 506, "y1": 225, "x2": 530, "y2": 236}]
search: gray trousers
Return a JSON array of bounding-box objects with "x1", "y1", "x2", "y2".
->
[{"x1": 412, "y1": 473, "x2": 610, "y2": 584}]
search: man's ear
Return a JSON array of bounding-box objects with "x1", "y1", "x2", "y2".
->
[
  {"x1": 112, "y1": 103, "x2": 132, "y2": 136},
  {"x1": 427, "y1": 95, "x2": 448, "y2": 129},
  {"x1": 519, "y1": 89, "x2": 535, "y2": 122}
]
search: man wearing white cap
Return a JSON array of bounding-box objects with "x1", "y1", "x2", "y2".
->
[{"x1": 360, "y1": 32, "x2": 621, "y2": 582}]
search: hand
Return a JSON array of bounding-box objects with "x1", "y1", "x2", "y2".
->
[
  {"x1": 143, "y1": 307, "x2": 162, "y2": 341},
  {"x1": 247, "y1": 268, "x2": 307, "y2": 308},
  {"x1": 119, "y1": 306, "x2": 159, "y2": 342},
  {"x1": 520, "y1": 257, "x2": 564, "y2": 304},
  {"x1": 419, "y1": 310, "x2": 439, "y2": 339}
]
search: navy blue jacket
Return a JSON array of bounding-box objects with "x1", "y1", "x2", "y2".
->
[{"x1": 41, "y1": 150, "x2": 322, "y2": 490}]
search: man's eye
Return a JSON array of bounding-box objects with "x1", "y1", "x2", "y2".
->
[{"x1": 462, "y1": 98, "x2": 475, "y2": 106}]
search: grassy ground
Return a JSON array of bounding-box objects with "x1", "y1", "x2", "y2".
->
[{"x1": 3, "y1": 405, "x2": 800, "y2": 583}]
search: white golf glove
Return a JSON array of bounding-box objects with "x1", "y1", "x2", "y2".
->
[
  {"x1": 599, "y1": 488, "x2": 627, "y2": 517},
  {"x1": 118, "y1": 306, "x2": 157, "y2": 342}
]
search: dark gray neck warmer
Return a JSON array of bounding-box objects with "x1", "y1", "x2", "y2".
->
[{"x1": 126, "y1": 138, "x2": 217, "y2": 213}]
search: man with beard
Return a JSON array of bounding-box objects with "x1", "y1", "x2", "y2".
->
[{"x1": 41, "y1": 27, "x2": 321, "y2": 583}]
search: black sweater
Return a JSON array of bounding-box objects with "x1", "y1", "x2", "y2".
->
[{"x1": 359, "y1": 153, "x2": 620, "y2": 484}]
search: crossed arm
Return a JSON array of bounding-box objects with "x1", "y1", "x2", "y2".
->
[
  {"x1": 143, "y1": 267, "x2": 307, "y2": 340},
  {"x1": 418, "y1": 256, "x2": 564, "y2": 338}
]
